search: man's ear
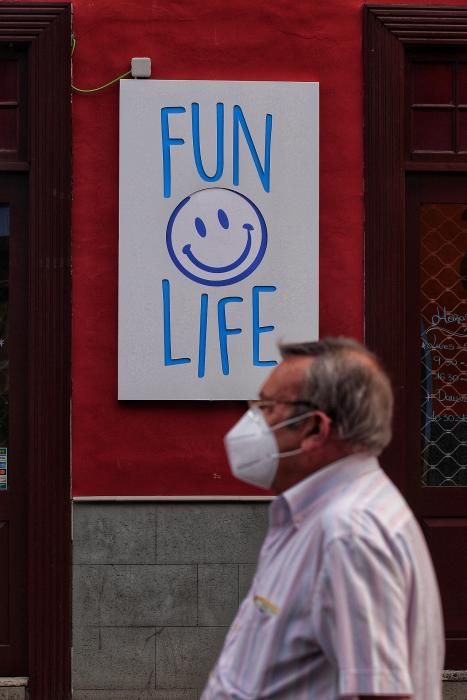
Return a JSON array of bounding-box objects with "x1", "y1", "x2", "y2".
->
[{"x1": 301, "y1": 411, "x2": 332, "y2": 451}]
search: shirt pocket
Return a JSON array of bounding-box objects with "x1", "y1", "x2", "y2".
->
[{"x1": 220, "y1": 593, "x2": 281, "y2": 697}]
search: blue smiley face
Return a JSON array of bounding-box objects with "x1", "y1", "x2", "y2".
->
[{"x1": 166, "y1": 188, "x2": 268, "y2": 286}]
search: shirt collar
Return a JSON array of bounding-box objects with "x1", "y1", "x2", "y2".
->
[{"x1": 272, "y1": 453, "x2": 381, "y2": 529}]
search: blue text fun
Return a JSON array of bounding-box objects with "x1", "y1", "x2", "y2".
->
[{"x1": 160, "y1": 103, "x2": 272, "y2": 197}]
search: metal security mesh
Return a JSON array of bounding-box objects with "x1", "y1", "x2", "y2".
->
[{"x1": 421, "y1": 204, "x2": 467, "y2": 486}]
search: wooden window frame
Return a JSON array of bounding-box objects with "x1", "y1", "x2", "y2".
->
[
  {"x1": 0, "y1": 5, "x2": 71, "y2": 699},
  {"x1": 364, "y1": 5, "x2": 467, "y2": 495}
]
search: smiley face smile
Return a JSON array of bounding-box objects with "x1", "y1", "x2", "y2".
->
[{"x1": 182, "y1": 223, "x2": 254, "y2": 273}]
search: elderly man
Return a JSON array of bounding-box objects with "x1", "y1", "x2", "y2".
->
[{"x1": 202, "y1": 338, "x2": 444, "y2": 700}]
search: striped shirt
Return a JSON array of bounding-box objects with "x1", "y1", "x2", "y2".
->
[{"x1": 202, "y1": 454, "x2": 444, "y2": 699}]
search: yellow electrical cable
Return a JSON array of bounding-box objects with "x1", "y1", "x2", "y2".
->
[
  {"x1": 72, "y1": 71, "x2": 131, "y2": 93},
  {"x1": 71, "y1": 36, "x2": 131, "y2": 94}
]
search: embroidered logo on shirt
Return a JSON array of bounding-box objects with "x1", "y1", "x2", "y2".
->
[{"x1": 254, "y1": 595, "x2": 279, "y2": 616}]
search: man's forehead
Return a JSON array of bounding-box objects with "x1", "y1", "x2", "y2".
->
[{"x1": 261, "y1": 356, "x2": 313, "y2": 397}]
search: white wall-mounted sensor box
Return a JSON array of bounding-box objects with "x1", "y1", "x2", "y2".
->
[{"x1": 131, "y1": 57, "x2": 151, "y2": 78}]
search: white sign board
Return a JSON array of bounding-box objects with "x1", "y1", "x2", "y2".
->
[{"x1": 119, "y1": 80, "x2": 319, "y2": 399}]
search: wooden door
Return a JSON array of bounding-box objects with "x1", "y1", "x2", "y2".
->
[
  {"x1": 0, "y1": 173, "x2": 28, "y2": 675},
  {"x1": 364, "y1": 6, "x2": 467, "y2": 671}
]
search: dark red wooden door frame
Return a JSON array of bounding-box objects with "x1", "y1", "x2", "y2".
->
[
  {"x1": 0, "y1": 5, "x2": 71, "y2": 699},
  {"x1": 364, "y1": 5, "x2": 467, "y2": 669}
]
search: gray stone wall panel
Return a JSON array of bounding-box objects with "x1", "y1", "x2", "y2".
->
[
  {"x1": 238, "y1": 563, "x2": 257, "y2": 602},
  {"x1": 0, "y1": 690, "x2": 26, "y2": 700},
  {"x1": 443, "y1": 682, "x2": 467, "y2": 700},
  {"x1": 73, "y1": 627, "x2": 156, "y2": 690},
  {"x1": 74, "y1": 504, "x2": 156, "y2": 565},
  {"x1": 73, "y1": 564, "x2": 197, "y2": 626},
  {"x1": 156, "y1": 503, "x2": 269, "y2": 564},
  {"x1": 197, "y1": 564, "x2": 238, "y2": 626},
  {"x1": 155, "y1": 626, "x2": 228, "y2": 689}
]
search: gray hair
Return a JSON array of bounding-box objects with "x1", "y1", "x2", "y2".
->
[{"x1": 279, "y1": 338, "x2": 393, "y2": 455}]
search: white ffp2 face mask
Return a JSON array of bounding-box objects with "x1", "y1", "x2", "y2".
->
[{"x1": 224, "y1": 408, "x2": 313, "y2": 489}]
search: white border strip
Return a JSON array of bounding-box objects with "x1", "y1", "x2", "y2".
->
[
  {"x1": 73, "y1": 495, "x2": 273, "y2": 502},
  {"x1": 443, "y1": 671, "x2": 467, "y2": 681},
  {"x1": 0, "y1": 678, "x2": 28, "y2": 687}
]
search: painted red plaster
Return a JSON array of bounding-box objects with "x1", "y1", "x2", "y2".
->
[{"x1": 70, "y1": 0, "x2": 466, "y2": 495}]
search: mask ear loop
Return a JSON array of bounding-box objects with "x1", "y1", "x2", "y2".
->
[
  {"x1": 270, "y1": 411, "x2": 316, "y2": 459},
  {"x1": 272, "y1": 446, "x2": 303, "y2": 459}
]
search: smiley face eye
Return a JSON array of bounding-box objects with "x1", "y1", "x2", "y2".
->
[
  {"x1": 217, "y1": 209, "x2": 229, "y2": 230},
  {"x1": 195, "y1": 217, "x2": 207, "y2": 237}
]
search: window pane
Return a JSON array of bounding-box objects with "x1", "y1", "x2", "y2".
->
[
  {"x1": 457, "y1": 63, "x2": 467, "y2": 105},
  {"x1": 421, "y1": 203, "x2": 467, "y2": 486},
  {"x1": 412, "y1": 109, "x2": 454, "y2": 152},
  {"x1": 0, "y1": 60, "x2": 18, "y2": 102},
  {"x1": 413, "y1": 62, "x2": 454, "y2": 104},
  {"x1": 458, "y1": 110, "x2": 467, "y2": 151},
  {"x1": 0, "y1": 108, "x2": 18, "y2": 157}
]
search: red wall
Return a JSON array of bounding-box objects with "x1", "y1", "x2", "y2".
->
[{"x1": 70, "y1": 0, "x2": 461, "y2": 496}]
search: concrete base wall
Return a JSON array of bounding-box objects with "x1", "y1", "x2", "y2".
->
[
  {"x1": 72, "y1": 502, "x2": 467, "y2": 699},
  {"x1": 0, "y1": 691, "x2": 26, "y2": 700},
  {"x1": 444, "y1": 682, "x2": 467, "y2": 700},
  {"x1": 72, "y1": 502, "x2": 269, "y2": 697},
  {"x1": 0, "y1": 689, "x2": 26, "y2": 700}
]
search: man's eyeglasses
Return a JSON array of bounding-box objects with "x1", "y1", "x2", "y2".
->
[{"x1": 248, "y1": 399, "x2": 315, "y2": 413}]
